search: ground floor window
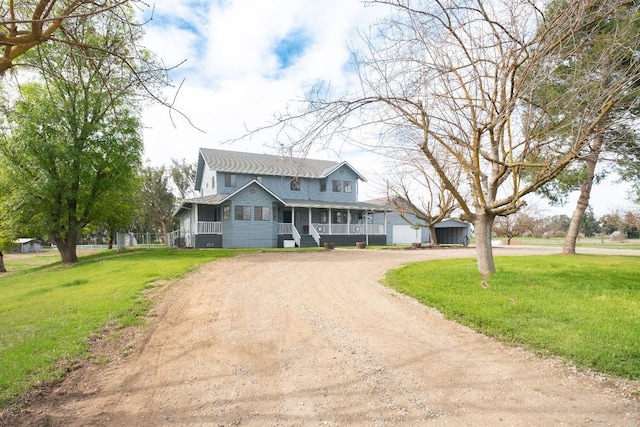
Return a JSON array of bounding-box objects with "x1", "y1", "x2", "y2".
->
[
  {"x1": 235, "y1": 205, "x2": 251, "y2": 220},
  {"x1": 254, "y1": 206, "x2": 271, "y2": 221},
  {"x1": 333, "y1": 211, "x2": 347, "y2": 224},
  {"x1": 223, "y1": 205, "x2": 231, "y2": 220}
]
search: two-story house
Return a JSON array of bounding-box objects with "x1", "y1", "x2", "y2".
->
[{"x1": 171, "y1": 148, "x2": 389, "y2": 248}]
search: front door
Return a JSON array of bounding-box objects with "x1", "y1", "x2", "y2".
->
[{"x1": 283, "y1": 209, "x2": 292, "y2": 224}]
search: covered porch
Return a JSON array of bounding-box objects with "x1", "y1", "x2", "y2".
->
[{"x1": 276, "y1": 201, "x2": 388, "y2": 248}]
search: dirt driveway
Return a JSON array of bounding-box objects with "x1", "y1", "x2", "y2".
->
[{"x1": 5, "y1": 246, "x2": 640, "y2": 426}]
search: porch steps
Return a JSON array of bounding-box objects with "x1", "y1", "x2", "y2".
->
[{"x1": 298, "y1": 235, "x2": 317, "y2": 248}]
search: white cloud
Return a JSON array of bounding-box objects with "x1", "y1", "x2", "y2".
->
[
  {"x1": 138, "y1": 0, "x2": 635, "y2": 212},
  {"x1": 139, "y1": 0, "x2": 388, "y2": 173}
]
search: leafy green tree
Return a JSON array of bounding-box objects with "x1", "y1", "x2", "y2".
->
[
  {"x1": 533, "y1": 0, "x2": 640, "y2": 254},
  {"x1": 170, "y1": 159, "x2": 198, "y2": 200},
  {"x1": 580, "y1": 206, "x2": 601, "y2": 237},
  {"x1": 139, "y1": 165, "x2": 177, "y2": 242},
  {"x1": 0, "y1": 12, "x2": 151, "y2": 264}
]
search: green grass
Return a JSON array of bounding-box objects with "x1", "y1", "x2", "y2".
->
[
  {"x1": 2, "y1": 250, "x2": 61, "y2": 273},
  {"x1": 498, "y1": 236, "x2": 640, "y2": 249},
  {"x1": 0, "y1": 247, "x2": 239, "y2": 407},
  {"x1": 385, "y1": 254, "x2": 640, "y2": 379}
]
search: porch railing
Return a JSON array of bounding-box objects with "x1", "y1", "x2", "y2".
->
[
  {"x1": 277, "y1": 222, "x2": 385, "y2": 237},
  {"x1": 292, "y1": 226, "x2": 301, "y2": 247},
  {"x1": 310, "y1": 224, "x2": 321, "y2": 246},
  {"x1": 313, "y1": 223, "x2": 385, "y2": 235},
  {"x1": 198, "y1": 221, "x2": 222, "y2": 234},
  {"x1": 278, "y1": 223, "x2": 293, "y2": 234}
]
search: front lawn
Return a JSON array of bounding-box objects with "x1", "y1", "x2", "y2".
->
[
  {"x1": 385, "y1": 254, "x2": 640, "y2": 379},
  {"x1": 0, "y1": 248, "x2": 239, "y2": 407}
]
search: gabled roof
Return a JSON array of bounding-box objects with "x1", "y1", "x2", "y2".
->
[
  {"x1": 198, "y1": 148, "x2": 367, "y2": 181},
  {"x1": 174, "y1": 180, "x2": 286, "y2": 216}
]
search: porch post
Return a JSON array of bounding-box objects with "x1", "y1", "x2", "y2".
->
[
  {"x1": 347, "y1": 209, "x2": 351, "y2": 234},
  {"x1": 291, "y1": 206, "x2": 295, "y2": 230},
  {"x1": 195, "y1": 204, "x2": 199, "y2": 235},
  {"x1": 308, "y1": 208, "x2": 312, "y2": 234},
  {"x1": 365, "y1": 209, "x2": 369, "y2": 245},
  {"x1": 384, "y1": 210, "x2": 388, "y2": 245},
  {"x1": 329, "y1": 208, "x2": 332, "y2": 235}
]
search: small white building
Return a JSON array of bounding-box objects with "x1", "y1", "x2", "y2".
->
[
  {"x1": 14, "y1": 238, "x2": 42, "y2": 253},
  {"x1": 366, "y1": 197, "x2": 472, "y2": 245}
]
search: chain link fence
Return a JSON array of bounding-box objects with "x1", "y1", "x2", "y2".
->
[{"x1": 116, "y1": 232, "x2": 168, "y2": 252}]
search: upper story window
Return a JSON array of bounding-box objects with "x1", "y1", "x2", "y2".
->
[
  {"x1": 291, "y1": 178, "x2": 300, "y2": 191},
  {"x1": 225, "y1": 174, "x2": 236, "y2": 187},
  {"x1": 211, "y1": 176, "x2": 216, "y2": 190},
  {"x1": 332, "y1": 179, "x2": 352, "y2": 193},
  {"x1": 320, "y1": 179, "x2": 327, "y2": 192}
]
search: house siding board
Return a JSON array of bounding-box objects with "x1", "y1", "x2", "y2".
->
[
  {"x1": 313, "y1": 166, "x2": 360, "y2": 203},
  {"x1": 222, "y1": 183, "x2": 279, "y2": 248},
  {"x1": 195, "y1": 234, "x2": 223, "y2": 248},
  {"x1": 259, "y1": 175, "x2": 309, "y2": 200}
]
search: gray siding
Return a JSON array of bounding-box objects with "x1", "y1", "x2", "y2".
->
[
  {"x1": 221, "y1": 183, "x2": 278, "y2": 248},
  {"x1": 217, "y1": 165, "x2": 360, "y2": 203}
]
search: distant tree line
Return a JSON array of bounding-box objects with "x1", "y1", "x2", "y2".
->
[{"x1": 493, "y1": 207, "x2": 640, "y2": 244}]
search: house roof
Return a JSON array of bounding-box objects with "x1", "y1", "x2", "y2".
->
[
  {"x1": 14, "y1": 238, "x2": 40, "y2": 244},
  {"x1": 198, "y1": 148, "x2": 367, "y2": 181},
  {"x1": 174, "y1": 182, "x2": 390, "y2": 215}
]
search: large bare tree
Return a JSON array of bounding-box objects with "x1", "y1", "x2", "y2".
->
[
  {"x1": 386, "y1": 148, "x2": 460, "y2": 245},
  {"x1": 0, "y1": 1, "x2": 138, "y2": 74},
  {"x1": 259, "y1": 0, "x2": 640, "y2": 275}
]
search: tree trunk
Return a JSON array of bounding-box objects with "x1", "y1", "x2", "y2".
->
[
  {"x1": 427, "y1": 224, "x2": 439, "y2": 246},
  {"x1": 474, "y1": 213, "x2": 496, "y2": 276},
  {"x1": 108, "y1": 229, "x2": 115, "y2": 250},
  {"x1": 55, "y1": 228, "x2": 80, "y2": 264},
  {"x1": 563, "y1": 135, "x2": 603, "y2": 255},
  {"x1": 0, "y1": 251, "x2": 6, "y2": 273}
]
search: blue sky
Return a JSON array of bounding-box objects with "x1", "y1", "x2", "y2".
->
[
  {"x1": 138, "y1": 0, "x2": 385, "y2": 166},
  {"x1": 137, "y1": 0, "x2": 634, "y2": 215}
]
